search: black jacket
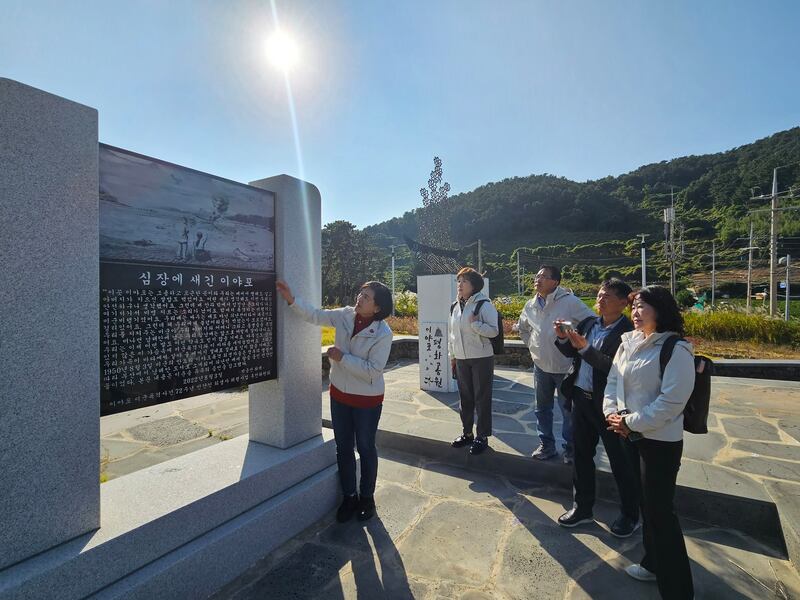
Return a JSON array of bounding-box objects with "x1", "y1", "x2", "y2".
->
[{"x1": 556, "y1": 314, "x2": 634, "y2": 410}]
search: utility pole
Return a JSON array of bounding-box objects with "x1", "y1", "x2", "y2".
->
[
  {"x1": 663, "y1": 189, "x2": 677, "y2": 296},
  {"x1": 639, "y1": 234, "x2": 647, "y2": 287},
  {"x1": 516, "y1": 250, "x2": 521, "y2": 295},
  {"x1": 750, "y1": 163, "x2": 800, "y2": 316},
  {"x1": 477, "y1": 239, "x2": 482, "y2": 273},
  {"x1": 671, "y1": 188, "x2": 677, "y2": 295},
  {"x1": 711, "y1": 241, "x2": 716, "y2": 307},
  {"x1": 746, "y1": 222, "x2": 754, "y2": 313},
  {"x1": 390, "y1": 245, "x2": 396, "y2": 316},
  {"x1": 770, "y1": 168, "x2": 779, "y2": 317}
]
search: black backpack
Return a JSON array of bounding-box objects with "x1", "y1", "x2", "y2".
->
[
  {"x1": 659, "y1": 335, "x2": 712, "y2": 434},
  {"x1": 450, "y1": 299, "x2": 505, "y2": 355}
]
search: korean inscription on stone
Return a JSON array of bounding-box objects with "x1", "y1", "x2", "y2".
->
[{"x1": 420, "y1": 321, "x2": 449, "y2": 391}]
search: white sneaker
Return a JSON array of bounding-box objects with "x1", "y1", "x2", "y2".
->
[
  {"x1": 531, "y1": 444, "x2": 558, "y2": 460},
  {"x1": 625, "y1": 563, "x2": 657, "y2": 582}
]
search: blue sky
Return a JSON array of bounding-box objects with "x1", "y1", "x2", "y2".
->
[{"x1": 2, "y1": 0, "x2": 799, "y2": 228}]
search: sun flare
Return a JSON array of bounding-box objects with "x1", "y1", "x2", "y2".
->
[{"x1": 266, "y1": 30, "x2": 300, "y2": 71}]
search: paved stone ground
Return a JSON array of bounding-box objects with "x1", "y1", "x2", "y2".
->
[
  {"x1": 100, "y1": 359, "x2": 800, "y2": 597},
  {"x1": 211, "y1": 448, "x2": 800, "y2": 600}
]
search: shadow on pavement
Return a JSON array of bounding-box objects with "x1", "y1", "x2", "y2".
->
[{"x1": 213, "y1": 515, "x2": 413, "y2": 600}]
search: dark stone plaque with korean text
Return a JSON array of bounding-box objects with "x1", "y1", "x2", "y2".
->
[{"x1": 99, "y1": 145, "x2": 276, "y2": 415}]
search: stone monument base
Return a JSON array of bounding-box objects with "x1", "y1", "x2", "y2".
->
[{"x1": 0, "y1": 433, "x2": 338, "y2": 600}]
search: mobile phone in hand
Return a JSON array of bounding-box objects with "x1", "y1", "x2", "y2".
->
[{"x1": 557, "y1": 321, "x2": 574, "y2": 334}]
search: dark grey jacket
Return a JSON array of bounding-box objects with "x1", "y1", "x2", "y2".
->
[{"x1": 556, "y1": 314, "x2": 633, "y2": 409}]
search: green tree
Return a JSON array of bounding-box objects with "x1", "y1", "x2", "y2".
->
[{"x1": 321, "y1": 221, "x2": 389, "y2": 304}]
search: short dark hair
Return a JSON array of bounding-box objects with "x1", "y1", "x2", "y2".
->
[
  {"x1": 632, "y1": 285, "x2": 684, "y2": 336},
  {"x1": 540, "y1": 265, "x2": 561, "y2": 283},
  {"x1": 600, "y1": 278, "x2": 632, "y2": 300},
  {"x1": 361, "y1": 281, "x2": 393, "y2": 320},
  {"x1": 456, "y1": 267, "x2": 484, "y2": 293}
]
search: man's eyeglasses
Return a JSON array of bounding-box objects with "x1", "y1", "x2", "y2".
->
[{"x1": 534, "y1": 274, "x2": 552, "y2": 280}]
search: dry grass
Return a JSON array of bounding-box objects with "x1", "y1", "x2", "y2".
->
[
  {"x1": 689, "y1": 337, "x2": 800, "y2": 359},
  {"x1": 100, "y1": 450, "x2": 110, "y2": 483},
  {"x1": 386, "y1": 316, "x2": 419, "y2": 335}
]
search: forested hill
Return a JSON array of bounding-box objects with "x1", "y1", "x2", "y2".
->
[{"x1": 365, "y1": 127, "x2": 800, "y2": 250}]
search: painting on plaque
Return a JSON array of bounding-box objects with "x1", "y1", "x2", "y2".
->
[
  {"x1": 99, "y1": 144, "x2": 277, "y2": 416},
  {"x1": 100, "y1": 144, "x2": 274, "y2": 271}
]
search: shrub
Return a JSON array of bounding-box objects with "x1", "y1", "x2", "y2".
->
[
  {"x1": 675, "y1": 289, "x2": 696, "y2": 309},
  {"x1": 393, "y1": 290, "x2": 418, "y2": 317},
  {"x1": 565, "y1": 281, "x2": 602, "y2": 297},
  {"x1": 492, "y1": 296, "x2": 528, "y2": 320}
]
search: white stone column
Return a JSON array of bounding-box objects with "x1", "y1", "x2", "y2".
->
[
  {"x1": 0, "y1": 78, "x2": 100, "y2": 569},
  {"x1": 248, "y1": 175, "x2": 322, "y2": 449},
  {"x1": 417, "y1": 274, "x2": 459, "y2": 392}
]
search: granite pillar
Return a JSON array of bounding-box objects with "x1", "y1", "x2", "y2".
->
[
  {"x1": 247, "y1": 175, "x2": 322, "y2": 448},
  {"x1": 0, "y1": 78, "x2": 100, "y2": 570}
]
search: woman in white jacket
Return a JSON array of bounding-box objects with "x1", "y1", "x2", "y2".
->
[
  {"x1": 604, "y1": 286, "x2": 695, "y2": 599},
  {"x1": 276, "y1": 279, "x2": 393, "y2": 523},
  {"x1": 449, "y1": 267, "x2": 499, "y2": 455}
]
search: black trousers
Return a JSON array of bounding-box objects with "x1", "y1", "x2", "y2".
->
[
  {"x1": 571, "y1": 389, "x2": 639, "y2": 519},
  {"x1": 455, "y1": 356, "x2": 494, "y2": 438},
  {"x1": 626, "y1": 438, "x2": 694, "y2": 600},
  {"x1": 330, "y1": 399, "x2": 383, "y2": 497}
]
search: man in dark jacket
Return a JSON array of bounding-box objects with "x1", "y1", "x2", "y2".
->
[{"x1": 553, "y1": 278, "x2": 640, "y2": 537}]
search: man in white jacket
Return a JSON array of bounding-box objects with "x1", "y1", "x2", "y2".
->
[{"x1": 517, "y1": 266, "x2": 595, "y2": 462}]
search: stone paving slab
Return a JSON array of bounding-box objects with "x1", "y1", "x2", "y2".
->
[
  {"x1": 100, "y1": 393, "x2": 250, "y2": 481},
  {"x1": 127, "y1": 415, "x2": 209, "y2": 447},
  {"x1": 212, "y1": 449, "x2": 800, "y2": 600},
  {"x1": 102, "y1": 435, "x2": 223, "y2": 481},
  {"x1": 100, "y1": 437, "x2": 149, "y2": 463},
  {"x1": 734, "y1": 440, "x2": 800, "y2": 462},
  {"x1": 780, "y1": 418, "x2": 800, "y2": 444},
  {"x1": 723, "y1": 417, "x2": 782, "y2": 441}
]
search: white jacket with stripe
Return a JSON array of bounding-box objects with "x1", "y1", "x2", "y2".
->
[
  {"x1": 603, "y1": 330, "x2": 695, "y2": 442},
  {"x1": 448, "y1": 292, "x2": 500, "y2": 360},
  {"x1": 290, "y1": 297, "x2": 393, "y2": 396}
]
